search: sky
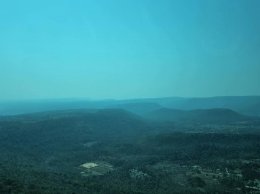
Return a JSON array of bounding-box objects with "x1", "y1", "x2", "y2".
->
[{"x1": 0, "y1": 0, "x2": 260, "y2": 100}]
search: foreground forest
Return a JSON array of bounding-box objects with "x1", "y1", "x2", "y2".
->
[{"x1": 0, "y1": 107, "x2": 260, "y2": 193}]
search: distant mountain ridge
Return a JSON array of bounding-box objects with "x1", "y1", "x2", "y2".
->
[
  {"x1": 1, "y1": 96, "x2": 260, "y2": 116},
  {"x1": 149, "y1": 96, "x2": 260, "y2": 116},
  {"x1": 1, "y1": 107, "x2": 256, "y2": 126}
]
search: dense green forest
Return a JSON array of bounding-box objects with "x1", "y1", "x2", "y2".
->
[{"x1": 0, "y1": 108, "x2": 260, "y2": 193}]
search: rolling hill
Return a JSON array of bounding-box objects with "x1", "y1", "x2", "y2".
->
[{"x1": 144, "y1": 108, "x2": 253, "y2": 124}]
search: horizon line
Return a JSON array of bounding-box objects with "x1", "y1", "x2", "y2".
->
[{"x1": 1, "y1": 95, "x2": 260, "y2": 103}]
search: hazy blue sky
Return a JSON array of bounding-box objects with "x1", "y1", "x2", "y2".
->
[{"x1": 0, "y1": 0, "x2": 260, "y2": 100}]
